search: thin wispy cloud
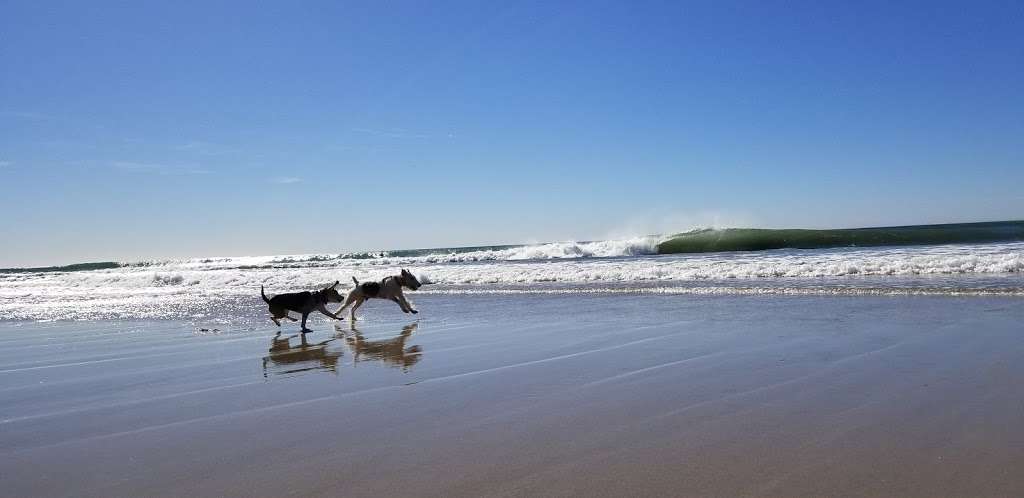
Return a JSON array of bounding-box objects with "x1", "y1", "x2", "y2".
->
[
  {"x1": 0, "y1": 110, "x2": 52, "y2": 121},
  {"x1": 324, "y1": 144, "x2": 356, "y2": 152},
  {"x1": 351, "y1": 127, "x2": 430, "y2": 140},
  {"x1": 1, "y1": 111, "x2": 107, "y2": 133},
  {"x1": 111, "y1": 161, "x2": 163, "y2": 171},
  {"x1": 0, "y1": 161, "x2": 12, "y2": 168},
  {"x1": 271, "y1": 176, "x2": 302, "y2": 184},
  {"x1": 173, "y1": 140, "x2": 238, "y2": 156},
  {"x1": 109, "y1": 161, "x2": 210, "y2": 175}
]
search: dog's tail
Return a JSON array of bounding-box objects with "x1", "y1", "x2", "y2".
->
[
  {"x1": 260, "y1": 285, "x2": 271, "y2": 305},
  {"x1": 352, "y1": 276, "x2": 359, "y2": 285}
]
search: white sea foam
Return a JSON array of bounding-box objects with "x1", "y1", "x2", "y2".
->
[
  {"x1": 447, "y1": 237, "x2": 662, "y2": 261},
  {"x1": 1, "y1": 241, "x2": 1021, "y2": 321},
  {"x1": 116, "y1": 237, "x2": 664, "y2": 269}
]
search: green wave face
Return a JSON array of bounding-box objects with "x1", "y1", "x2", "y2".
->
[{"x1": 656, "y1": 221, "x2": 1024, "y2": 254}]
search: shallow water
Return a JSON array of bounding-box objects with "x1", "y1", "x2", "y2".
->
[{"x1": 1, "y1": 241, "x2": 1021, "y2": 322}]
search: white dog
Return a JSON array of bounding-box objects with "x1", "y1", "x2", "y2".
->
[{"x1": 335, "y1": 269, "x2": 422, "y2": 320}]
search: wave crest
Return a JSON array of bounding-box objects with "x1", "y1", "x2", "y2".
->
[
  {"x1": 423, "y1": 237, "x2": 662, "y2": 262},
  {"x1": 658, "y1": 221, "x2": 1024, "y2": 254}
]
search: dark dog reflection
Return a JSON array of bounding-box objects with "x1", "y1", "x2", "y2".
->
[
  {"x1": 262, "y1": 333, "x2": 343, "y2": 378},
  {"x1": 345, "y1": 322, "x2": 422, "y2": 371}
]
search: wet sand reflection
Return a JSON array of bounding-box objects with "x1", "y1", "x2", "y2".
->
[
  {"x1": 262, "y1": 333, "x2": 342, "y2": 377},
  {"x1": 344, "y1": 322, "x2": 422, "y2": 371},
  {"x1": 261, "y1": 322, "x2": 423, "y2": 378}
]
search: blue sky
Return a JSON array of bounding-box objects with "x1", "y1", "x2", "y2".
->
[{"x1": 1, "y1": 1, "x2": 1022, "y2": 266}]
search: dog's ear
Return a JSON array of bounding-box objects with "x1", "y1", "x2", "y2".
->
[{"x1": 331, "y1": 280, "x2": 339, "y2": 289}]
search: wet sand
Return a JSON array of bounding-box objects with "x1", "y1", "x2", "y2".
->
[{"x1": 3, "y1": 294, "x2": 1024, "y2": 497}]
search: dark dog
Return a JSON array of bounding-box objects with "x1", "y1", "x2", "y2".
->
[
  {"x1": 261, "y1": 281, "x2": 343, "y2": 332},
  {"x1": 262, "y1": 333, "x2": 342, "y2": 377},
  {"x1": 335, "y1": 269, "x2": 422, "y2": 320}
]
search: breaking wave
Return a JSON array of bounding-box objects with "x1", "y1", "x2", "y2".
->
[
  {"x1": 657, "y1": 221, "x2": 1024, "y2": 254},
  {"x1": 99, "y1": 237, "x2": 664, "y2": 271},
  {"x1": 1, "y1": 222, "x2": 1022, "y2": 321}
]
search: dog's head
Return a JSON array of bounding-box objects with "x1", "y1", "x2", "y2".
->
[
  {"x1": 321, "y1": 281, "x2": 344, "y2": 302},
  {"x1": 400, "y1": 269, "x2": 421, "y2": 290}
]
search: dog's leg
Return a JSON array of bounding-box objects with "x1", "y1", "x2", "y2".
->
[
  {"x1": 300, "y1": 313, "x2": 312, "y2": 333},
  {"x1": 270, "y1": 306, "x2": 287, "y2": 326},
  {"x1": 390, "y1": 296, "x2": 410, "y2": 313},
  {"x1": 317, "y1": 304, "x2": 341, "y2": 321},
  {"x1": 335, "y1": 292, "x2": 359, "y2": 316},
  {"x1": 350, "y1": 298, "x2": 364, "y2": 321},
  {"x1": 397, "y1": 293, "x2": 418, "y2": 314}
]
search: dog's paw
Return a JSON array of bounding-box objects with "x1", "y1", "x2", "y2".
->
[{"x1": 411, "y1": 310, "x2": 419, "y2": 314}]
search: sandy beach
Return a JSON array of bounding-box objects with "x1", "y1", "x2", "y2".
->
[{"x1": 2, "y1": 293, "x2": 1023, "y2": 497}]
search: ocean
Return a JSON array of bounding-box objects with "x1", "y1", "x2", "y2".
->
[
  {"x1": 1, "y1": 221, "x2": 1021, "y2": 323},
  {"x1": 4, "y1": 221, "x2": 1024, "y2": 496}
]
